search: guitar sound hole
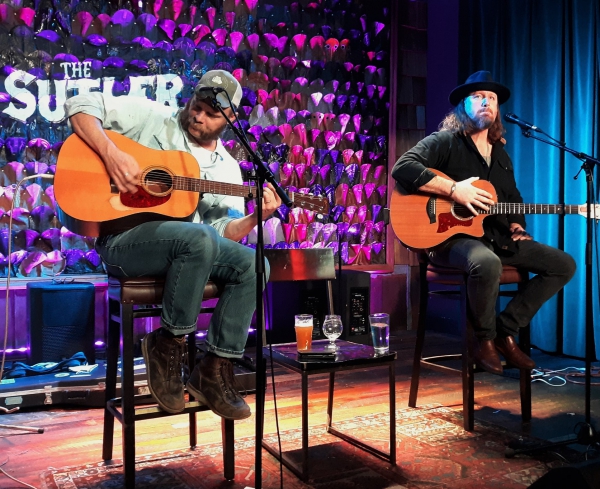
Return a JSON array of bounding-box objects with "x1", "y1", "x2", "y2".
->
[
  {"x1": 452, "y1": 204, "x2": 475, "y2": 220},
  {"x1": 144, "y1": 169, "x2": 172, "y2": 195}
]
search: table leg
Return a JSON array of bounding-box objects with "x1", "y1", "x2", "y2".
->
[
  {"x1": 389, "y1": 362, "x2": 396, "y2": 465},
  {"x1": 326, "y1": 371, "x2": 335, "y2": 429},
  {"x1": 327, "y1": 363, "x2": 396, "y2": 465},
  {"x1": 301, "y1": 371, "x2": 309, "y2": 481}
]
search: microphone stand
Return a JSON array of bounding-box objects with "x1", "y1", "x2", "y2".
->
[
  {"x1": 506, "y1": 128, "x2": 600, "y2": 458},
  {"x1": 207, "y1": 94, "x2": 292, "y2": 489}
]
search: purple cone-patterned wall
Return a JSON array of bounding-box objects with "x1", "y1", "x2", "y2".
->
[{"x1": 0, "y1": 0, "x2": 390, "y2": 277}]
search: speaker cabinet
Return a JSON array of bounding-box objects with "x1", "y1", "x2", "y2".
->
[
  {"x1": 331, "y1": 271, "x2": 372, "y2": 345},
  {"x1": 28, "y1": 281, "x2": 96, "y2": 364}
]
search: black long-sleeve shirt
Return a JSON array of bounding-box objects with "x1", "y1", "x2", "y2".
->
[{"x1": 391, "y1": 130, "x2": 526, "y2": 253}]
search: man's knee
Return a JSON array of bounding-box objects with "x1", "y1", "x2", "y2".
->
[
  {"x1": 555, "y1": 251, "x2": 577, "y2": 283},
  {"x1": 470, "y1": 252, "x2": 502, "y2": 280},
  {"x1": 187, "y1": 225, "x2": 220, "y2": 259},
  {"x1": 237, "y1": 245, "x2": 257, "y2": 277}
]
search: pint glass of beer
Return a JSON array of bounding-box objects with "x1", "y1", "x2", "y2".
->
[{"x1": 294, "y1": 314, "x2": 313, "y2": 350}]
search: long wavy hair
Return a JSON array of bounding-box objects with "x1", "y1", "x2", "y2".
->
[{"x1": 439, "y1": 98, "x2": 505, "y2": 143}]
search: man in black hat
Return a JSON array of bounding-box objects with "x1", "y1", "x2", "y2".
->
[
  {"x1": 392, "y1": 71, "x2": 576, "y2": 374},
  {"x1": 66, "y1": 70, "x2": 281, "y2": 419}
]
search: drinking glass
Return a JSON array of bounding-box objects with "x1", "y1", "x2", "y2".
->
[
  {"x1": 322, "y1": 315, "x2": 343, "y2": 350},
  {"x1": 369, "y1": 313, "x2": 390, "y2": 353},
  {"x1": 295, "y1": 314, "x2": 314, "y2": 350}
]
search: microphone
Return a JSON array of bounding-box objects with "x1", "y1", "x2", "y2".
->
[
  {"x1": 503, "y1": 113, "x2": 540, "y2": 132},
  {"x1": 196, "y1": 86, "x2": 226, "y2": 96},
  {"x1": 195, "y1": 86, "x2": 226, "y2": 108}
]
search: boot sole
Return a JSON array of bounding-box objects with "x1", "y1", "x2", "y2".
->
[
  {"x1": 186, "y1": 381, "x2": 251, "y2": 421},
  {"x1": 141, "y1": 335, "x2": 185, "y2": 414}
]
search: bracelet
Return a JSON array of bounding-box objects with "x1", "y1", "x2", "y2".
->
[{"x1": 449, "y1": 183, "x2": 457, "y2": 197}]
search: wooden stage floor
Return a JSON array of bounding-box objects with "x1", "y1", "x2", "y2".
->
[{"x1": 1, "y1": 331, "x2": 599, "y2": 488}]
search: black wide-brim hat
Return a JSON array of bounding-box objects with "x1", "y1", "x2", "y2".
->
[{"x1": 448, "y1": 70, "x2": 510, "y2": 106}]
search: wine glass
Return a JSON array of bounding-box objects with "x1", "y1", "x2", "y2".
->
[{"x1": 322, "y1": 315, "x2": 343, "y2": 350}]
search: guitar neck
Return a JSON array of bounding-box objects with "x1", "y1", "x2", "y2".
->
[
  {"x1": 485, "y1": 203, "x2": 581, "y2": 215},
  {"x1": 172, "y1": 175, "x2": 326, "y2": 212},
  {"x1": 174, "y1": 176, "x2": 249, "y2": 198}
]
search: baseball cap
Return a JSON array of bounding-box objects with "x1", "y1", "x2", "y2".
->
[{"x1": 194, "y1": 69, "x2": 243, "y2": 109}]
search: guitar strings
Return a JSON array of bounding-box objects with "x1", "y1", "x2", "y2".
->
[{"x1": 129, "y1": 175, "x2": 324, "y2": 205}]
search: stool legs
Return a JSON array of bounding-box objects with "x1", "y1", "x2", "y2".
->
[
  {"x1": 389, "y1": 363, "x2": 397, "y2": 465},
  {"x1": 102, "y1": 298, "x2": 121, "y2": 461},
  {"x1": 187, "y1": 335, "x2": 197, "y2": 449},
  {"x1": 120, "y1": 303, "x2": 136, "y2": 489},
  {"x1": 517, "y1": 297, "x2": 532, "y2": 423},
  {"x1": 460, "y1": 283, "x2": 475, "y2": 432},
  {"x1": 103, "y1": 278, "x2": 237, "y2": 487},
  {"x1": 409, "y1": 265, "x2": 429, "y2": 408},
  {"x1": 518, "y1": 329, "x2": 532, "y2": 422},
  {"x1": 222, "y1": 419, "x2": 234, "y2": 480},
  {"x1": 410, "y1": 276, "x2": 532, "y2": 431}
]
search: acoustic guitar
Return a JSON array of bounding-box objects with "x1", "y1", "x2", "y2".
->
[
  {"x1": 390, "y1": 169, "x2": 599, "y2": 249},
  {"x1": 54, "y1": 131, "x2": 329, "y2": 237}
]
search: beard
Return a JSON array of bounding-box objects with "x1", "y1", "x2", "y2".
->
[
  {"x1": 471, "y1": 110, "x2": 495, "y2": 130},
  {"x1": 179, "y1": 108, "x2": 225, "y2": 144},
  {"x1": 188, "y1": 123, "x2": 224, "y2": 142}
]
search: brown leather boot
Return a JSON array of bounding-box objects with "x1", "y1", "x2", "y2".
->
[
  {"x1": 494, "y1": 335, "x2": 536, "y2": 370},
  {"x1": 141, "y1": 328, "x2": 186, "y2": 414},
  {"x1": 186, "y1": 353, "x2": 251, "y2": 420},
  {"x1": 472, "y1": 339, "x2": 503, "y2": 375}
]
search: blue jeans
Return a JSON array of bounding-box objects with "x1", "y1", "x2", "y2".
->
[
  {"x1": 428, "y1": 238, "x2": 576, "y2": 340},
  {"x1": 96, "y1": 221, "x2": 265, "y2": 358}
]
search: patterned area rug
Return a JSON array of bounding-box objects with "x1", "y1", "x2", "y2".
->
[{"x1": 40, "y1": 404, "x2": 560, "y2": 489}]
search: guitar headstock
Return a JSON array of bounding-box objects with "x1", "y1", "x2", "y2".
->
[
  {"x1": 578, "y1": 204, "x2": 600, "y2": 219},
  {"x1": 291, "y1": 193, "x2": 330, "y2": 214}
]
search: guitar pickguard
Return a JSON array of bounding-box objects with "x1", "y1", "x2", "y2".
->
[
  {"x1": 117, "y1": 187, "x2": 171, "y2": 209},
  {"x1": 437, "y1": 212, "x2": 473, "y2": 233}
]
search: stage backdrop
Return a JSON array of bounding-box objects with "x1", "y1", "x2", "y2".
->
[
  {"x1": 457, "y1": 0, "x2": 600, "y2": 358},
  {"x1": 0, "y1": 0, "x2": 391, "y2": 279}
]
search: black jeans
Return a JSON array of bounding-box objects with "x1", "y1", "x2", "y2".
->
[{"x1": 427, "y1": 238, "x2": 576, "y2": 340}]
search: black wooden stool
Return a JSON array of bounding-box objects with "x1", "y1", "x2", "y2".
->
[
  {"x1": 409, "y1": 260, "x2": 532, "y2": 431},
  {"x1": 103, "y1": 276, "x2": 235, "y2": 488}
]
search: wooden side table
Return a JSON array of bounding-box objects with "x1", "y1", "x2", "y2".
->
[{"x1": 263, "y1": 340, "x2": 396, "y2": 482}]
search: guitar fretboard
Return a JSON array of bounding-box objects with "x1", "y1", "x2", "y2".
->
[
  {"x1": 483, "y1": 203, "x2": 582, "y2": 215},
  {"x1": 169, "y1": 175, "x2": 327, "y2": 213},
  {"x1": 173, "y1": 175, "x2": 250, "y2": 197}
]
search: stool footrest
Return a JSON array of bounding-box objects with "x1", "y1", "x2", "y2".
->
[
  {"x1": 107, "y1": 395, "x2": 210, "y2": 422},
  {"x1": 420, "y1": 356, "x2": 508, "y2": 375},
  {"x1": 420, "y1": 355, "x2": 463, "y2": 376}
]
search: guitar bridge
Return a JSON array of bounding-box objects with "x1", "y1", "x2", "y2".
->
[
  {"x1": 110, "y1": 182, "x2": 119, "y2": 194},
  {"x1": 426, "y1": 196, "x2": 436, "y2": 224}
]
